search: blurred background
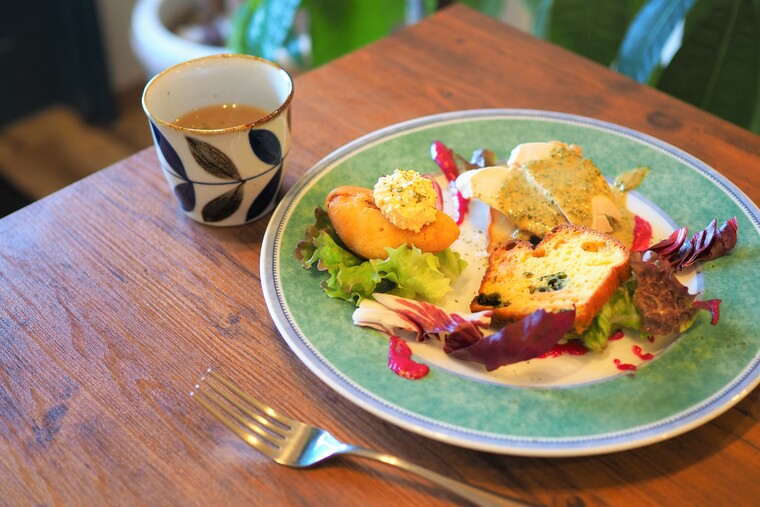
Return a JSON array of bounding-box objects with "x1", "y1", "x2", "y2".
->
[
  {"x1": 0, "y1": 0, "x2": 524, "y2": 217},
  {"x1": 1, "y1": 0, "x2": 757, "y2": 218}
]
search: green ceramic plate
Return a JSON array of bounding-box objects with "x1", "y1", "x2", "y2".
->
[{"x1": 261, "y1": 110, "x2": 760, "y2": 456}]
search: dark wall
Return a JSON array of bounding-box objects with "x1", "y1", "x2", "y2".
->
[{"x1": 0, "y1": 0, "x2": 116, "y2": 126}]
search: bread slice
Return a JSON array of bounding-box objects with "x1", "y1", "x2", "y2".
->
[{"x1": 471, "y1": 224, "x2": 631, "y2": 334}]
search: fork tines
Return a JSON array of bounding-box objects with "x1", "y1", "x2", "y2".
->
[{"x1": 191, "y1": 369, "x2": 292, "y2": 456}]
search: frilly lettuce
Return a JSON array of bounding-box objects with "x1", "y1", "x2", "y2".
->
[
  {"x1": 629, "y1": 250, "x2": 721, "y2": 336},
  {"x1": 578, "y1": 249, "x2": 724, "y2": 353},
  {"x1": 295, "y1": 207, "x2": 466, "y2": 305},
  {"x1": 576, "y1": 281, "x2": 641, "y2": 353}
]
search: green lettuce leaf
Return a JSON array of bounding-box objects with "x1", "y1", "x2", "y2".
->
[
  {"x1": 295, "y1": 206, "x2": 338, "y2": 269},
  {"x1": 577, "y1": 281, "x2": 641, "y2": 353},
  {"x1": 311, "y1": 232, "x2": 381, "y2": 303},
  {"x1": 295, "y1": 207, "x2": 466, "y2": 305},
  {"x1": 577, "y1": 244, "x2": 725, "y2": 353},
  {"x1": 372, "y1": 244, "x2": 467, "y2": 302}
]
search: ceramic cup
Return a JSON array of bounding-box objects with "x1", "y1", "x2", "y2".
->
[{"x1": 142, "y1": 54, "x2": 293, "y2": 226}]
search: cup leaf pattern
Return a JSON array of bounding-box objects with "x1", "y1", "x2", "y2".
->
[
  {"x1": 246, "y1": 163, "x2": 283, "y2": 222},
  {"x1": 151, "y1": 122, "x2": 187, "y2": 179},
  {"x1": 174, "y1": 181, "x2": 196, "y2": 211},
  {"x1": 248, "y1": 129, "x2": 283, "y2": 165},
  {"x1": 187, "y1": 137, "x2": 241, "y2": 180},
  {"x1": 202, "y1": 182, "x2": 244, "y2": 222}
]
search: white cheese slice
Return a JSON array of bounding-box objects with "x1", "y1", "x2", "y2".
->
[
  {"x1": 455, "y1": 166, "x2": 511, "y2": 202},
  {"x1": 507, "y1": 141, "x2": 564, "y2": 166}
]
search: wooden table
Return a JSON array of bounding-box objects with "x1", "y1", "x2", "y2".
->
[{"x1": 3, "y1": 5, "x2": 759, "y2": 506}]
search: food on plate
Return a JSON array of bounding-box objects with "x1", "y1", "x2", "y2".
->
[
  {"x1": 647, "y1": 217, "x2": 738, "y2": 271},
  {"x1": 455, "y1": 141, "x2": 647, "y2": 247},
  {"x1": 297, "y1": 138, "x2": 738, "y2": 379},
  {"x1": 326, "y1": 181, "x2": 459, "y2": 260},
  {"x1": 373, "y1": 168, "x2": 438, "y2": 232},
  {"x1": 471, "y1": 224, "x2": 631, "y2": 334},
  {"x1": 353, "y1": 293, "x2": 574, "y2": 373},
  {"x1": 296, "y1": 170, "x2": 466, "y2": 306},
  {"x1": 430, "y1": 140, "x2": 493, "y2": 224},
  {"x1": 354, "y1": 217, "x2": 735, "y2": 370}
]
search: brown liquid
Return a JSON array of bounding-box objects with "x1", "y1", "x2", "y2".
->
[{"x1": 173, "y1": 103, "x2": 270, "y2": 129}]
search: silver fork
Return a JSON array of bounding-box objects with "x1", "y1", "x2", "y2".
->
[{"x1": 191, "y1": 370, "x2": 538, "y2": 507}]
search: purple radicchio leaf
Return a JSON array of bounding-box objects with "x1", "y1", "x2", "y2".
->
[
  {"x1": 630, "y1": 250, "x2": 720, "y2": 336},
  {"x1": 201, "y1": 183, "x2": 244, "y2": 222},
  {"x1": 187, "y1": 137, "x2": 241, "y2": 180},
  {"x1": 442, "y1": 321, "x2": 488, "y2": 352},
  {"x1": 352, "y1": 300, "x2": 422, "y2": 337},
  {"x1": 371, "y1": 293, "x2": 492, "y2": 340},
  {"x1": 446, "y1": 309, "x2": 576, "y2": 371},
  {"x1": 649, "y1": 217, "x2": 738, "y2": 271},
  {"x1": 151, "y1": 122, "x2": 187, "y2": 179}
]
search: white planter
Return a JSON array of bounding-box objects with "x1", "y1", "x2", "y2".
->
[{"x1": 131, "y1": 0, "x2": 227, "y2": 79}]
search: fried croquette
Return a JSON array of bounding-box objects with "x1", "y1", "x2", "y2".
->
[{"x1": 326, "y1": 186, "x2": 460, "y2": 260}]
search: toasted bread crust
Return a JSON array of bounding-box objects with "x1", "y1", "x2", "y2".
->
[
  {"x1": 326, "y1": 186, "x2": 459, "y2": 260},
  {"x1": 472, "y1": 224, "x2": 630, "y2": 334}
]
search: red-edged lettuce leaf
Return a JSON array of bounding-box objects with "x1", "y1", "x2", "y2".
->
[
  {"x1": 630, "y1": 250, "x2": 721, "y2": 336},
  {"x1": 648, "y1": 217, "x2": 738, "y2": 271},
  {"x1": 295, "y1": 206, "x2": 338, "y2": 269},
  {"x1": 446, "y1": 309, "x2": 576, "y2": 371},
  {"x1": 693, "y1": 299, "x2": 721, "y2": 325}
]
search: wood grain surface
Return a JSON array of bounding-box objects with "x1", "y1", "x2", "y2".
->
[{"x1": 2, "y1": 5, "x2": 759, "y2": 506}]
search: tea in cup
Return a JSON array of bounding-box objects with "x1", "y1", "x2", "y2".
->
[{"x1": 142, "y1": 54, "x2": 293, "y2": 226}]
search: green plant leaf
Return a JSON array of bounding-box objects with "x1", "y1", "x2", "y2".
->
[
  {"x1": 524, "y1": 0, "x2": 555, "y2": 38},
  {"x1": 228, "y1": 0, "x2": 259, "y2": 53},
  {"x1": 458, "y1": 0, "x2": 508, "y2": 18},
  {"x1": 304, "y1": 0, "x2": 408, "y2": 67},
  {"x1": 228, "y1": 0, "x2": 303, "y2": 60},
  {"x1": 541, "y1": 0, "x2": 640, "y2": 65},
  {"x1": 614, "y1": 0, "x2": 696, "y2": 82},
  {"x1": 656, "y1": 0, "x2": 760, "y2": 130}
]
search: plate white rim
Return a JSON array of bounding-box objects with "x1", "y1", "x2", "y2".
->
[{"x1": 261, "y1": 108, "x2": 760, "y2": 456}]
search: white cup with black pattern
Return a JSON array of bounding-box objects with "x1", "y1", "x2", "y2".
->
[{"x1": 142, "y1": 54, "x2": 293, "y2": 226}]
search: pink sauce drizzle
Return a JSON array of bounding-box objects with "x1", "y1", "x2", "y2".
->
[
  {"x1": 614, "y1": 359, "x2": 637, "y2": 371},
  {"x1": 632, "y1": 345, "x2": 654, "y2": 361},
  {"x1": 631, "y1": 215, "x2": 653, "y2": 251},
  {"x1": 388, "y1": 336, "x2": 430, "y2": 380},
  {"x1": 608, "y1": 329, "x2": 625, "y2": 341},
  {"x1": 539, "y1": 342, "x2": 589, "y2": 358}
]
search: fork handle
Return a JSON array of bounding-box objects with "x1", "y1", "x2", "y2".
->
[{"x1": 340, "y1": 446, "x2": 537, "y2": 507}]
